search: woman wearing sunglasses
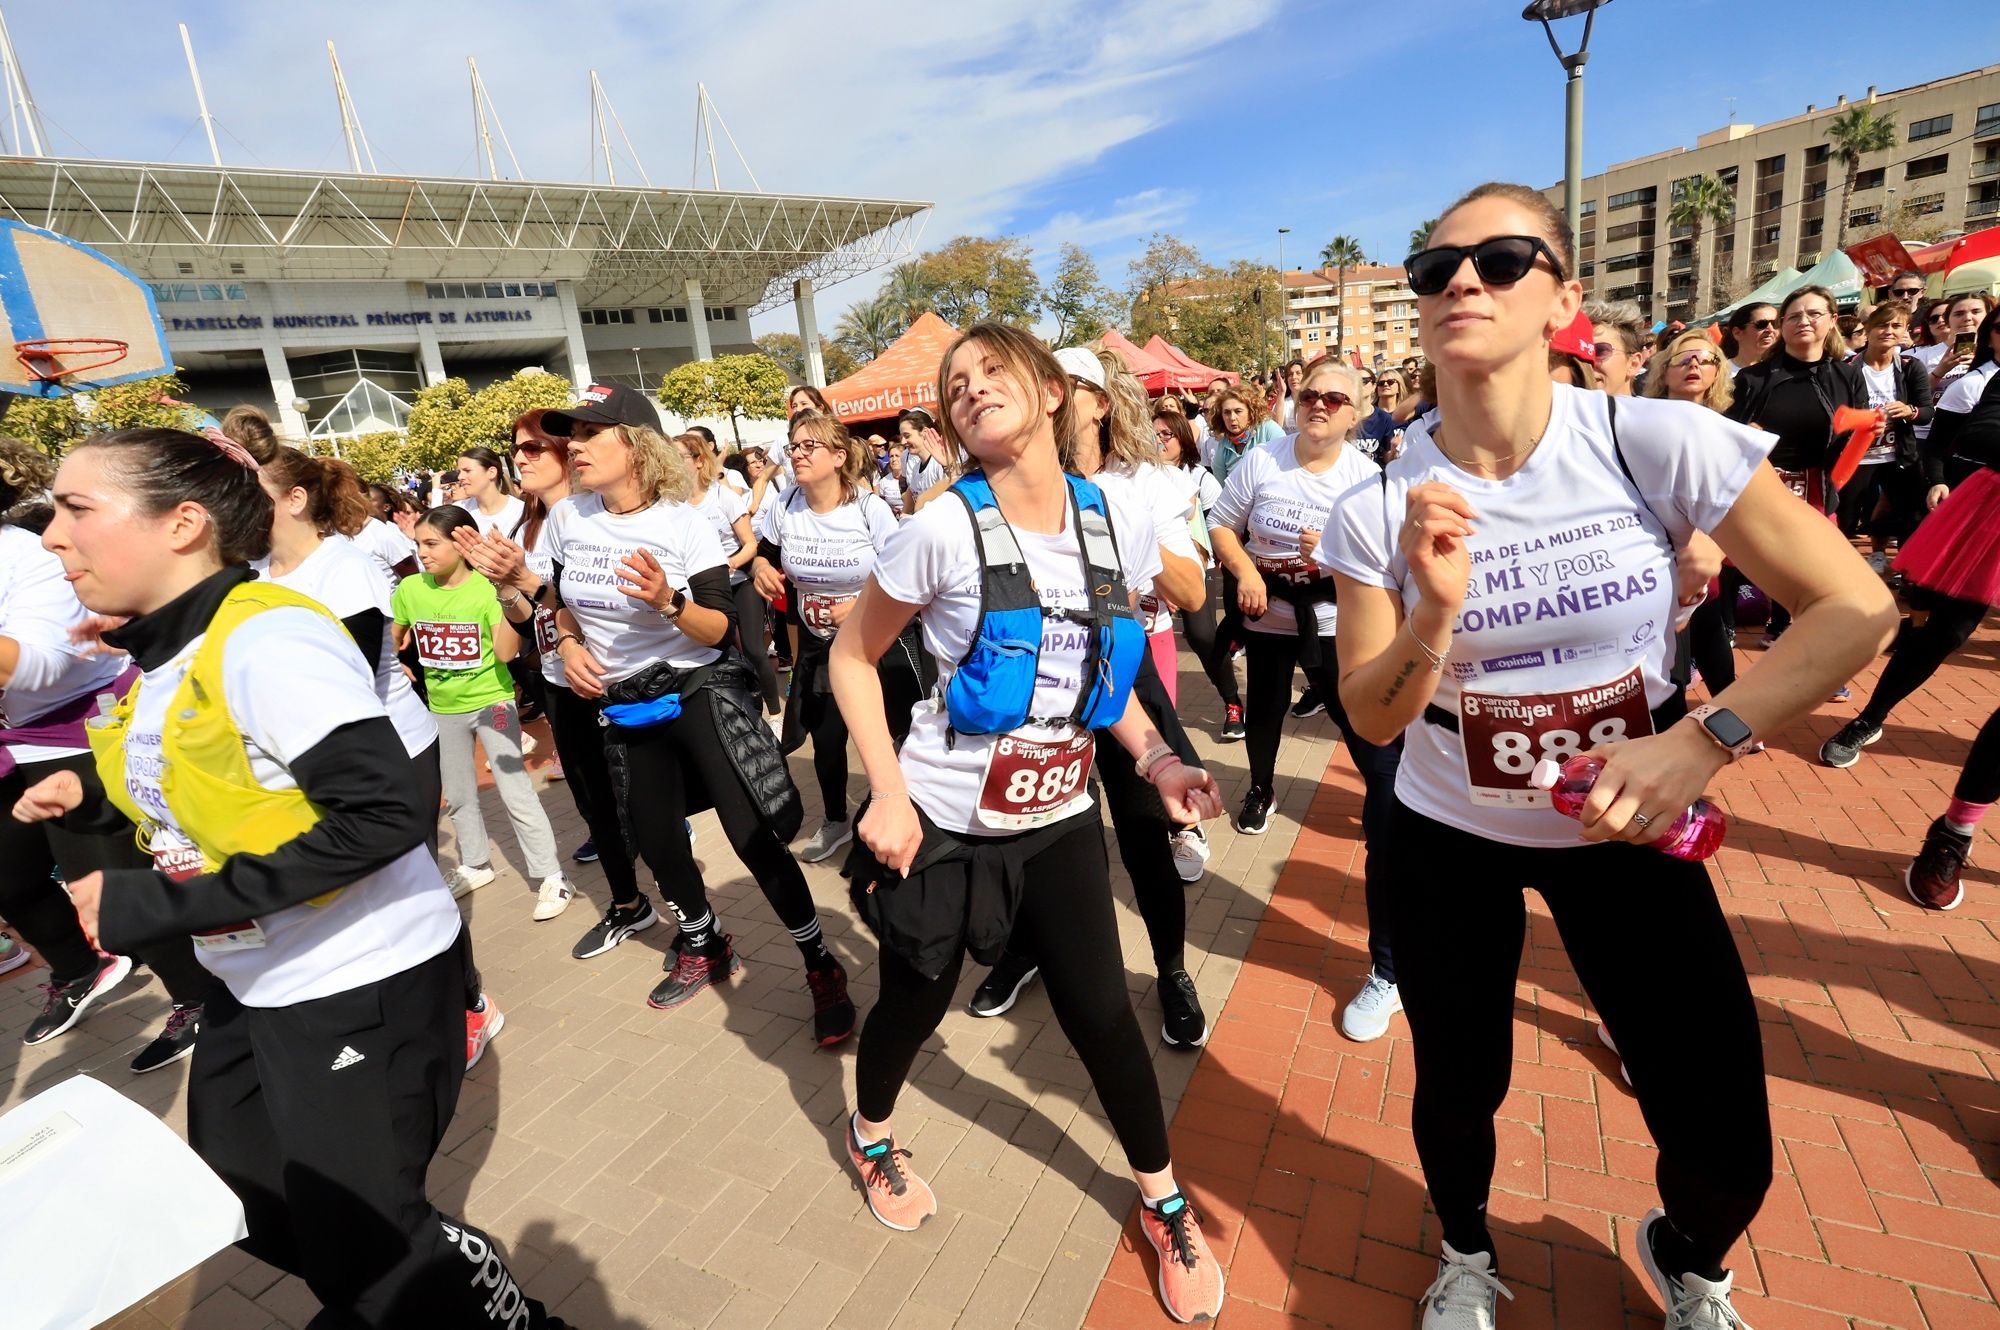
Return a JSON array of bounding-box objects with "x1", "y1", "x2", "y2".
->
[
  {"x1": 750, "y1": 409, "x2": 931, "y2": 868},
  {"x1": 454, "y1": 410, "x2": 640, "y2": 917},
  {"x1": 1720, "y1": 303, "x2": 1778, "y2": 378},
  {"x1": 1209, "y1": 357, "x2": 1405, "y2": 1042},
  {"x1": 1324, "y1": 182, "x2": 1894, "y2": 1330}
]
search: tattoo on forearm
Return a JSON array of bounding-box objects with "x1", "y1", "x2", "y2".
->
[{"x1": 1377, "y1": 656, "x2": 1418, "y2": 708}]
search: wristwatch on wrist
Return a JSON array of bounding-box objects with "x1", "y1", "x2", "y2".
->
[
  {"x1": 658, "y1": 587, "x2": 688, "y2": 621},
  {"x1": 1687, "y1": 704, "x2": 1757, "y2": 760}
]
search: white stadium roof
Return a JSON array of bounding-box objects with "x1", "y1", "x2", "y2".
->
[{"x1": 0, "y1": 157, "x2": 930, "y2": 312}]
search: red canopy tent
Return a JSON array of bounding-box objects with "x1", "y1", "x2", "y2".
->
[
  {"x1": 1910, "y1": 238, "x2": 1959, "y2": 275},
  {"x1": 1099, "y1": 329, "x2": 1206, "y2": 393},
  {"x1": 821, "y1": 311, "x2": 959, "y2": 425},
  {"x1": 1943, "y1": 224, "x2": 2000, "y2": 273},
  {"x1": 1142, "y1": 335, "x2": 1237, "y2": 386}
]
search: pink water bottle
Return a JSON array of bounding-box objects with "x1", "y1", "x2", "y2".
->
[{"x1": 1529, "y1": 755, "x2": 1728, "y2": 862}]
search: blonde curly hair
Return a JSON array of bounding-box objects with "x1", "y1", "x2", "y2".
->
[
  {"x1": 1074, "y1": 346, "x2": 1158, "y2": 475},
  {"x1": 0, "y1": 436, "x2": 55, "y2": 513},
  {"x1": 603, "y1": 424, "x2": 693, "y2": 506}
]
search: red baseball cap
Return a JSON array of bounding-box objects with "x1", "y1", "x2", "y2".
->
[{"x1": 1551, "y1": 310, "x2": 1598, "y2": 365}]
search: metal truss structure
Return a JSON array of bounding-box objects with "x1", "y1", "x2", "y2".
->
[{"x1": 0, "y1": 157, "x2": 929, "y2": 313}]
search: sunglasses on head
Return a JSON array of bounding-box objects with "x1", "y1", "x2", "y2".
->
[
  {"x1": 1405, "y1": 235, "x2": 1567, "y2": 296},
  {"x1": 1296, "y1": 387, "x2": 1351, "y2": 412}
]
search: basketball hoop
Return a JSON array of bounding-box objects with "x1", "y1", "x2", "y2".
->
[{"x1": 15, "y1": 337, "x2": 131, "y2": 384}]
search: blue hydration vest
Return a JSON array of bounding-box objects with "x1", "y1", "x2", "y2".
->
[{"x1": 942, "y1": 472, "x2": 1144, "y2": 740}]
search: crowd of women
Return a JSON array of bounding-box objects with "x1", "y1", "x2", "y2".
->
[{"x1": 6, "y1": 170, "x2": 1998, "y2": 1329}]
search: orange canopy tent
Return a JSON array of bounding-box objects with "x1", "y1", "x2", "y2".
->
[
  {"x1": 822, "y1": 311, "x2": 959, "y2": 425},
  {"x1": 1142, "y1": 335, "x2": 1238, "y2": 386},
  {"x1": 1099, "y1": 329, "x2": 1206, "y2": 393}
]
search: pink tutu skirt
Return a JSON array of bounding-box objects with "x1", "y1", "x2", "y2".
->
[{"x1": 1895, "y1": 467, "x2": 2000, "y2": 606}]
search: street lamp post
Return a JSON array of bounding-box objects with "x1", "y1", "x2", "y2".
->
[
  {"x1": 1524, "y1": 0, "x2": 1612, "y2": 248},
  {"x1": 1277, "y1": 226, "x2": 1291, "y2": 363}
]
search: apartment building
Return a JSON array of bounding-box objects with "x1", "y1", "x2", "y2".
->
[
  {"x1": 1280, "y1": 265, "x2": 1422, "y2": 366},
  {"x1": 1549, "y1": 63, "x2": 2000, "y2": 324}
]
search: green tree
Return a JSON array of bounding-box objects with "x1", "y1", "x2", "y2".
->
[
  {"x1": 1408, "y1": 218, "x2": 1437, "y2": 254},
  {"x1": 878, "y1": 262, "x2": 935, "y2": 325},
  {"x1": 916, "y1": 236, "x2": 1042, "y2": 328},
  {"x1": 833, "y1": 297, "x2": 898, "y2": 363},
  {"x1": 1125, "y1": 232, "x2": 1207, "y2": 329},
  {"x1": 756, "y1": 331, "x2": 858, "y2": 385},
  {"x1": 403, "y1": 369, "x2": 572, "y2": 473},
  {"x1": 656, "y1": 353, "x2": 790, "y2": 447},
  {"x1": 1044, "y1": 244, "x2": 1117, "y2": 348},
  {"x1": 1826, "y1": 105, "x2": 1898, "y2": 246},
  {"x1": 3, "y1": 373, "x2": 203, "y2": 455},
  {"x1": 1667, "y1": 173, "x2": 1737, "y2": 310},
  {"x1": 311, "y1": 430, "x2": 407, "y2": 484},
  {"x1": 1319, "y1": 235, "x2": 1368, "y2": 360},
  {"x1": 1125, "y1": 237, "x2": 1282, "y2": 373}
]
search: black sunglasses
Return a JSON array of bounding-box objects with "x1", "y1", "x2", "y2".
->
[
  {"x1": 1892, "y1": 286, "x2": 1925, "y2": 297},
  {"x1": 1405, "y1": 235, "x2": 1567, "y2": 296}
]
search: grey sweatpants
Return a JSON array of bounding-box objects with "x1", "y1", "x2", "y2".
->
[{"x1": 436, "y1": 699, "x2": 559, "y2": 883}]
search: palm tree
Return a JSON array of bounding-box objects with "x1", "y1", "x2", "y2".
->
[
  {"x1": 1666, "y1": 173, "x2": 1737, "y2": 312},
  {"x1": 1826, "y1": 105, "x2": 1898, "y2": 247},
  {"x1": 833, "y1": 296, "x2": 897, "y2": 362},
  {"x1": 1408, "y1": 218, "x2": 1437, "y2": 254},
  {"x1": 1319, "y1": 235, "x2": 1367, "y2": 360},
  {"x1": 879, "y1": 262, "x2": 934, "y2": 326}
]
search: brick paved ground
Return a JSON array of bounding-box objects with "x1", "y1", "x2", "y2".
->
[{"x1": 6, "y1": 627, "x2": 2000, "y2": 1329}]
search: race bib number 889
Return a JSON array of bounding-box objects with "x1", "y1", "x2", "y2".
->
[
  {"x1": 1458, "y1": 666, "x2": 1653, "y2": 808},
  {"x1": 976, "y1": 730, "x2": 1095, "y2": 830}
]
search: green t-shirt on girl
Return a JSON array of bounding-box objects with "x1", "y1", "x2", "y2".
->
[{"x1": 391, "y1": 573, "x2": 515, "y2": 715}]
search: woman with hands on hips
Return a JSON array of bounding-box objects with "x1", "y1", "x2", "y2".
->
[
  {"x1": 825, "y1": 322, "x2": 1228, "y2": 1325},
  {"x1": 1320, "y1": 182, "x2": 1895, "y2": 1330}
]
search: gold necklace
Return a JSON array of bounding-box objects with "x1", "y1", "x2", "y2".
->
[{"x1": 1436, "y1": 428, "x2": 1543, "y2": 473}]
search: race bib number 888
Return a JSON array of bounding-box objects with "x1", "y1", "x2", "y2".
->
[{"x1": 1458, "y1": 666, "x2": 1653, "y2": 808}]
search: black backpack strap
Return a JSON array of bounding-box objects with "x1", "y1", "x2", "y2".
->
[{"x1": 1605, "y1": 395, "x2": 1666, "y2": 532}]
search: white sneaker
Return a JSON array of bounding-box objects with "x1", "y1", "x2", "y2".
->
[
  {"x1": 520, "y1": 731, "x2": 538, "y2": 756},
  {"x1": 532, "y1": 874, "x2": 575, "y2": 921},
  {"x1": 449, "y1": 864, "x2": 497, "y2": 899},
  {"x1": 1340, "y1": 970, "x2": 1402, "y2": 1042},
  {"x1": 1170, "y1": 826, "x2": 1211, "y2": 883},
  {"x1": 1596, "y1": 1022, "x2": 1633, "y2": 1087},
  {"x1": 1421, "y1": 1243, "x2": 1514, "y2": 1330},
  {"x1": 801, "y1": 819, "x2": 853, "y2": 864},
  {"x1": 1639, "y1": 1209, "x2": 1750, "y2": 1329},
  {"x1": 0, "y1": 934, "x2": 29, "y2": 977}
]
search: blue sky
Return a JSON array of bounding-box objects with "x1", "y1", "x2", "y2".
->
[{"x1": 10, "y1": 1, "x2": 1999, "y2": 335}]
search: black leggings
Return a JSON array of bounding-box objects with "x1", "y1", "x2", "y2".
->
[
  {"x1": 1244, "y1": 631, "x2": 1402, "y2": 978},
  {"x1": 731, "y1": 579, "x2": 783, "y2": 714},
  {"x1": 1389, "y1": 800, "x2": 1770, "y2": 1275},
  {"x1": 790, "y1": 633, "x2": 925, "y2": 825},
  {"x1": 855, "y1": 815, "x2": 1172, "y2": 1173},
  {"x1": 546, "y1": 685, "x2": 640, "y2": 905},
  {"x1": 0, "y1": 751, "x2": 212, "y2": 1001},
  {"x1": 1673, "y1": 599, "x2": 1737, "y2": 696},
  {"x1": 1861, "y1": 592, "x2": 1989, "y2": 727},
  {"x1": 1954, "y1": 707, "x2": 2000, "y2": 803},
  {"x1": 615, "y1": 687, "x2": 820, "y2": 947},
  {"x1": 1178, "y1": 567, "x2": 1240, "y2": 710}
]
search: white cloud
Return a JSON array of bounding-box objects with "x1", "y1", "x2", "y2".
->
[{"x1": 1030, "y1": 188, "x2": 1196, "y2": 256}]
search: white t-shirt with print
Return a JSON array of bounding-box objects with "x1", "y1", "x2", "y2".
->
[
  {"x1": 122, "y1": 607, "x2": 461, "y2": 1006},
  {"x1": 1093, "y1": 461, "x2": 1198, "y2": 634},
  {"x1": 874, "y1": 485, "x2": 1162, "y2": 836},
  {"x1": 691, "y1": 483, "x2": 752, "y2": 586},
  {"x1": 457, "y1": 494, "x2": 526, "y2": 539},
  {"x1": 0, "y1": 526, "x2": 127, "y2": 763},
  {"x1": 1936, "y1": 361, "x2": 1999, "y2": 417},
  {"x1": 257, "y1": 538, "x2": 438, "y2": 759},
  {"x1": 350, "y1": 517, "x2": 416, "y2": 593},
  {"x1": 759, "y1": 488, "x2": 898, "y2": 641},
  {"x1": 547, "y1": 494, "x2": 727, "y2": 682},
  {"x1": 1210, "y1": 434, "x2": 1380, "y2": 636},
  {"x1": 1322, "y1": 385, "x2": 1771, "y2": 849}
]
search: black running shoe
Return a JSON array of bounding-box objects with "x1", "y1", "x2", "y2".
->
[
  {"x1": 1291, "y1": 687, "x2": 1325, "y2": 719},
  {"x1": 130, "y1": 1002, "x2": 202, "y2": 1074},
  {"x1": 1219, "y1": 702, "x2": 1246, "y2": 742},
  {"x1": 1906, "y1": 818, "x2": 1972, "y2": 911},
  {"x1": 806, "y1": 963, "x2": 857, "y2": 1047},
  {"x1": 572, "y1": 838, "x2": 600, "y2": 863},
  {"x1": 1160, "y1": 970, "x2": 1208, "y2": 1049},
  {"x1": 1819, "y1": 717, "x2": 1883, "y2": 769},
  {"x1": 967, "y1": 953, "x2": 1040, "y2": 1018},
  {"x1": 571, "y1": 900, "x2": 658, "y2": 960},
  {"x1": 647, "y1": 935, "x2": 743, "y2": 1010},
  {"x1": 1236, "y1": 785, "x2": 1273, "y2": 835},
  {"x1": 24, "y1": 953, "x2": 132, "y2": 1046}
]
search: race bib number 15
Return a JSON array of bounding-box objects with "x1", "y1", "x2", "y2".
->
[{"x1": 1458, "y1": 666, "x2": 1653, "y2": 808}]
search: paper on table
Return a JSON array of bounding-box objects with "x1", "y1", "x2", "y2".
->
[{"x1": 0, "y1": 1074, "x2": 247, "y2": 1330}]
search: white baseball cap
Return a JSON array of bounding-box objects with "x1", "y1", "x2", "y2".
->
[{"x1": 1053, "y1": 345, "x2": 1106, "y2": 391}]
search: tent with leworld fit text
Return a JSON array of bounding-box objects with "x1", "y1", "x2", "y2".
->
[{"x1": 821, "y1": 311, "x2": 959, "y2": 426}]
